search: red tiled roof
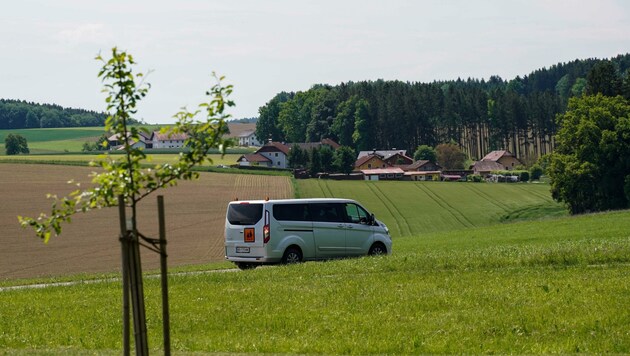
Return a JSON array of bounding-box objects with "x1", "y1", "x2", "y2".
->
[
  {"x1": 152, "y1": 131, "x2": 188, "y2": 141},
  {"x1": 321, "y1": 138, "x2": 341, "y2": 149},
  {"x1": 404, "y1": 171, "x2": 441, "y2": 176},
  {"x1": 354, "y1": 154, "x2": 387, "y2": 168},
  {"x1": 256, "y1": 141, "x2": 290, "y2": 155},
  {"x1": 471, "y1": 161, "x2": 504, "y2": 172},
  {"x1": 238, "y1": 153, "x2": 270, "y2": 163},
  {"x1": 481, "y1": 150, "x2": 513, "y2": 162}
]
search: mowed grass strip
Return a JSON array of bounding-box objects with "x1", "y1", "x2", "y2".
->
[
  {"x1": 0, "y1": 153, "x2": 244, "y2": 167},
  {"x1": 1, "y1": 210, "x2": 629, "y2": 354},
  {"x1": 298, "y1": 179, "x2": 567, "y2": 237}
]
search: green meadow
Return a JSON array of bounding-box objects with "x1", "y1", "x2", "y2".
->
[
  {"x1": 297, "y1": 179, "x2": 568, "y2": 236},
  {"x1": 1, "y1": 176, "x2": 629, "y2": 354},
  {"x1": 0, "y1": 127, "x2": 106, "y2": 153}
]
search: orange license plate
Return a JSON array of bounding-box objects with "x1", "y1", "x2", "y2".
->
[{"x1": 244, "y1": 228, "x2": 255, "y2": 243}]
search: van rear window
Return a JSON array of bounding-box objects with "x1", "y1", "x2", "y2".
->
[{"x1": 227, "y1": 204, "x2": 263, "y2": 225}]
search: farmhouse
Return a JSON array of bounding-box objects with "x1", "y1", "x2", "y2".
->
[
  {"x1": 237, "y1": 130, "x2": 262, "y2": 147},
  {"x1": 470, "y1": 160, "x2": 505, "y2": 176},
  {"x1": 236, "y1": 139, "x2": 340, "y2": 169},
  {"x1": 479, "y1": 150, "x2": 522, "y2": 170},
  {"x1": 151, "y1": 131, "x2": 188, "y2": 149},
  {"x1": 236, "y1": 153, "x2": 271, "y2": 167},
  {"x1": 107, "y1": 132, "x2": 152, "y2": 150},
  {"x1": 354, "y1": 154, "x2": 389, "y2": 170},
  {"x1": 361, "y1": 167, "x2": 405, "y2": 181},
  {"x1": 404, "y1": 171, "x2": 441, "y2": 181},
  {"x1": 404, "y1": 160, "x2": 442, "y2": 172}
]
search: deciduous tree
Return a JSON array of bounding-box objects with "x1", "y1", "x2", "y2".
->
[
  {"x1": 413, "y1": 144, "x2": 437, "y2": 162},
  {"x1": 333, "y1": 146, "x2": 356, "y2": 174},
  {"x1": 19, "y1": 48, "x2": 233, "y2": 354},
  {"x1": 436, "y1": 143, "x2": 466, "y2": 170},
  {"x1": 5, "y1": 133, "x2": 29, "y2": 155},
  {"x1": 549, "y1": 94, "x2": 630, "y2": 214}
]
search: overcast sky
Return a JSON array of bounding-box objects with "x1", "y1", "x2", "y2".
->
[{"x1": 2, "y1": 0, "x2": 629, "y2": 124}]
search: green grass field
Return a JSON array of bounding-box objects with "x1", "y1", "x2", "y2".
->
[
  {"x1": 297, "y1": 179, "x2": 567, "y2": 236},
  {"x1": 0, "y1": 127, "x2": 107, "y2": 154},
  {"x1": 1, "y1": 209, "x2": 628, "y2": 354},
  {"x1": 2, "y1": 175, "x2": 629, "y2": 354}
]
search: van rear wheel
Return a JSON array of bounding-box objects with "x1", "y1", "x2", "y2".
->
[
  {"x1": 368, "y1": 242, "x2": 386, "y2": 256},
  {"x1": 282, "y1": 247, "x2": 302, "y2": 264}
]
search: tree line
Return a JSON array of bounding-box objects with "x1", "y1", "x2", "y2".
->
[
  {"x1": 0, "y1": 99, "x2": 137, "y2": 129},
  {"x1": 256, "y1": 54, "x2": 630, "y2": 163}
]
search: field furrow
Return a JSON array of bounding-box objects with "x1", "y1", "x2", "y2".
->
[
  {"x1": 414, "y1": 183, "x2": 474, "y2": 228},
  {"x1": 0, "y1": 164, "x2": 291, "y2": 279}
]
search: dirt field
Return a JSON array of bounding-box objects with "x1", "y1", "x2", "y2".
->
[{"x1": 0, "y1": 164, "x2": 292, "y2": 280}]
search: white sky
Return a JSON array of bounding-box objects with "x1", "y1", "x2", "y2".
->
[{"x1": 1, "y1": 0, "x2": 629, "y2": 124}]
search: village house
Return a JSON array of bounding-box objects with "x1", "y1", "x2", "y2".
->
[
  {"x1": 361, "y1": 167, "x2": 405, "y2": 181},
  {"x1": 354, "y1": 154, "x2": 389, "y2": 170},
  {"x1": 355, "y1": 149, "x2": 413, "y2": 170},
  {"x1": 404, "y1": 160, "x2": 442, "y2": 172},
  {"x1": 236, "y1": 152, "x2": 271, "y2": 167},
  {"x1": 107, "y1": 132, "x2": 152, "y2": 150},
  {"x1": 151, "y1": 131, "x2": 188, "y2": 149},
  {"x1": 470, "y1": 150, "x2": 522, "y2": 176},
  {"x1": 237, "y1": 130, "x2": 262, "y2": 147},
  {"x1": 236, "y1": 139, "x2": 340, "y2": 169}
]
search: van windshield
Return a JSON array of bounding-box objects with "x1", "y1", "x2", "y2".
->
[{"x1": 227, "y1": 203, "x2": 263, "y2": 225}]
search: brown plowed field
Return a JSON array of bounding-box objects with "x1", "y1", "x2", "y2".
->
[{"x1": 0, "y1": 164, "x2": 292, "y2": 280}]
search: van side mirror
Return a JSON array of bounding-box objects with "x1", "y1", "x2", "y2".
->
[{"x1": 369, "y1": 213, "x2": 376, "y2": 225}]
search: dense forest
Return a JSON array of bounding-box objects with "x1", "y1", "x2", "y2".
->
[
  {"x1": 256, "y1": 54, "x2": 630, "y2": 162},
  {"x1": 0, "y1": 99, "x2": 114, "y2": 129}
]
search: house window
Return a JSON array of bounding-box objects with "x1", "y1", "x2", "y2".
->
[
  {"x1": 277, "y1": 161, "x2": 281, "y2": 166},
  {"x1": 368, "y1": 163, "x2": 372, "y2": 168},
  {"x1": 275, "y1": 153, "x2": 278, "y2": 157}
]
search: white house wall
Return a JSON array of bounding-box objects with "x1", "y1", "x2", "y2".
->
[{"x1": 260, "y1": 151, "x2": 287, "y2": 168}]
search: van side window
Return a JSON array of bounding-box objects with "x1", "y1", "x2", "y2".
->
[
  {"x1": 273, "y1": 204, "x2": 310, "y2": 221},
  {"x1": 345, "y1": 203, "x2": 370, "y2": 224},
  {"x1": 310, "y1": 203, "x2": 345, "y2": 222}
]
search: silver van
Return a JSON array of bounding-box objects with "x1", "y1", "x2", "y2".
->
[{"x1": 224, "y1": 198, "x2": 392, "y2": 269}]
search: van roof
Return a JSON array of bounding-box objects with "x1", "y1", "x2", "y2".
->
[{"x1": 228, "y1": 198, "x2": 357, "y2": 205}]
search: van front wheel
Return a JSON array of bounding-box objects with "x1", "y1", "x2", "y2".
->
[
  {"x1": 368, "y1": 242, "x2": 387, "y2": 256},
  {"x1": 282, "y1": 247, "x2": 302, "y2": 264}
]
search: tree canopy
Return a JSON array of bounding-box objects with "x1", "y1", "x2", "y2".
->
[
  {"x1": 549, "y1": 94, "x2": 630, "y2": 214},
  {"x1": 254, "y1": 54, "x2": 630, "y2": 162},
  {"x1": 0, "y1": 99, "x2": 129, "y2": 129},
  {"x1": 4, "y1": 133, "x2": 29, "y2": 155}
]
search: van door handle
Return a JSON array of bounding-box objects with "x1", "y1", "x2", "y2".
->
[{"x1": 337, "y1": 224, "x2": 345, "y2": 228}]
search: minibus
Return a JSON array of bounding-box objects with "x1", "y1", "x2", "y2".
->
[{"x1": 224, "y1": 198, "x2": 392, "y2": 269}]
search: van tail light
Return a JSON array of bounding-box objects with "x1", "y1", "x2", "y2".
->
[{"x1": 263, "y1": 210, "x2": 270, "y2": 244}]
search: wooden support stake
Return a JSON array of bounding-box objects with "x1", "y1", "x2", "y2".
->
[
  {"x1": 158, "y1": 195, "x2": 171, "y2": 355},
  {"x1": 118, "y1": 195, "x2": 130, "y2": 356}
]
